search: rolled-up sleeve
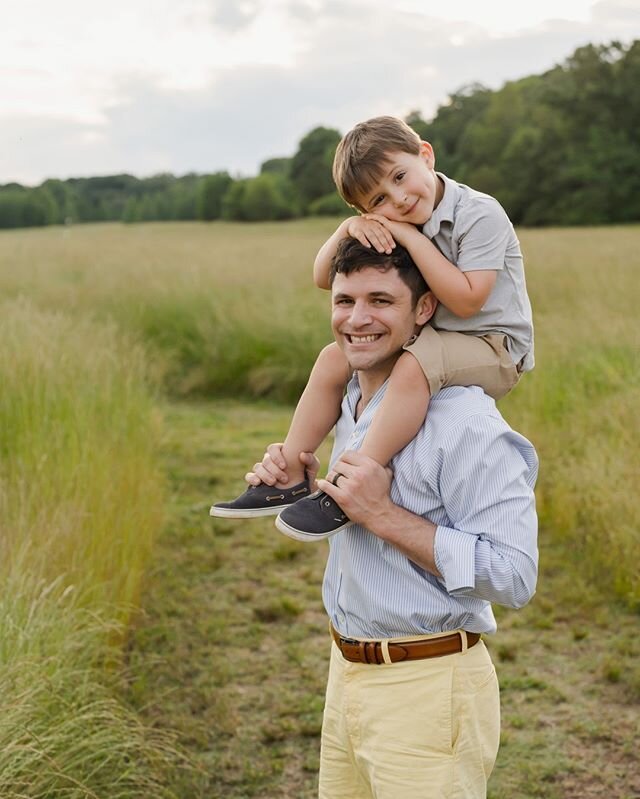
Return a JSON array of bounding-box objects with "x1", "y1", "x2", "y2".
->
[{"x1": 433, "y1": 417, "x2": 539, "y2": 608}]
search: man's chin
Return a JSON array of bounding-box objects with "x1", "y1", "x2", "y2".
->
[{"x1": 346, "y1": 351, "x2": 400, "y2": 374}]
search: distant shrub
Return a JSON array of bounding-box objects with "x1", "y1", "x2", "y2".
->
[{"x1": 308, "y1": 191, "x2": 352, "y2": 216}]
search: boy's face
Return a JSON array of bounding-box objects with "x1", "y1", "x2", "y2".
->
[{"x1": 356, "y1": 142, "x2": 444, "y2": 226}]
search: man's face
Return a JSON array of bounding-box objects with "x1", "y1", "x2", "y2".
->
[
  {"x1": 331, "y1": 266, "x2": 434, "y2": 374},
  {"x1": 357, "y1": 143, "x2": 444, "y2": 226}
]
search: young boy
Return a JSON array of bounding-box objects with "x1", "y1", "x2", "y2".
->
[{"x1": 211, "y1": 115, "x2": 534, "y2": 539}]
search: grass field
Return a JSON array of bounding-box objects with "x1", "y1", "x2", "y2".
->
[
  {"x1": 0, "y1": 219, "x2": 638, "y2": 796},
  {"x1": 127, "y1": 399, "x2": 639, "y2": 798}
]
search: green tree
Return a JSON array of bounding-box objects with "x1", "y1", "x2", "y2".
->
[
  {"x1": 290, "y1": 126, "x2": 342, "y2": 211},
  {"x1": 260, "y1": 157, "x2": 292, "y2": 177},
  {"x1": 0, "y1": 187, "x2": 57, "y2": 228},
  {"x1": 197, "y1": 172, "x2": 233, "y2": 221},
  {"x1": 221, "y1": 179, "x2": 250, "y2": 221},
  {"x1": 41, "y1": 179, "x2": 77, "y2": 223},
  {"x1": 307, "y1": 191, "x2": 351, "y2": 216},
  {"x1": 242, "y1": 174, "x2": 297, "y2": 221}
]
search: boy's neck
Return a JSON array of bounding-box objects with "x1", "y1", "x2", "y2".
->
[{"x1": 432, "y1": 173, "x2": 445, "y2": 212}]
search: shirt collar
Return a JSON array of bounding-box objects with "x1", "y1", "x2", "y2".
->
[
  {"x1": 346, "y1": 372, "x2": 390, "y2": 424},
  {"x1": 422, "y1": 172, "x2": 458, "y2": 238}
]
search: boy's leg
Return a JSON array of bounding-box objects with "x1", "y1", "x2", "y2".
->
[
  {"x1": 275, "y1": 351, "x2": 429, "y2": 542},
  {"x1": 404, "y1": 327, "x2": 520, "y2": 401},
  {"x1": 354, "y1": 351, "x2": 430, "y2": 469},
  {"x1": 210, "y1": 343, "x2": 349, "y2": 519},
  {"x1": 278, "y1": 343, "x2": 350, "y2": 487}
]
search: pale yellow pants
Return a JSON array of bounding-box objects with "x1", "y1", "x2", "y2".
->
[{"x1": 319, "y1": 638, "x2": 500, "y2": 799}]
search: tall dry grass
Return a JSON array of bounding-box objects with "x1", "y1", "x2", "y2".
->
[
  {"x1": 0, "y1": 300, "x2": 184, "y2": 795},
  {"x1": 0, "y1": 220, "x2": 637, "y2": 608},
  {"x1": 501, "y1": 225, "x2": 639, "y2": 605}
]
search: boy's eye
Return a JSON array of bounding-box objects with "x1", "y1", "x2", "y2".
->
[
  {"x1": 395, "y1": 171, "x2": 406, "y2": 182},
  {"x1": 371, "y1": 195, "x2": 384, "y2": 207}
]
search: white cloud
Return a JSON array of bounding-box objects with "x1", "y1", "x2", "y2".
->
[{"x1": 1, "y1": 0, "x2": 637, "y2": 184}]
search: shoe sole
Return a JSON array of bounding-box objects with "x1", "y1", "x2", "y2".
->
[
  {"x1": 274, "y1": 514, "x2": 353, "y2": 542},
  {"x1": 210, "y1": 503, "x2": 294, "y2": 519}
]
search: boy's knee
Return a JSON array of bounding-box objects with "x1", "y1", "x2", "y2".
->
[
  {"x1": 394, "y1": 350, "x2": 430, "y2": 388},
  {"x1": 319, "y1": 342, "x2": 349, "y2": 369},
  {"x1": 314, "y1": 342, "x2": 351, "y2": 387}
]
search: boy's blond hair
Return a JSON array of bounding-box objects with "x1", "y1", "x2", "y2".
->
[{"x1": 332, "y1": 116, "x2": 422, "y2": 211}]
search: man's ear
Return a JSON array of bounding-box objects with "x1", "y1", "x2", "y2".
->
[{"x1": 415, "y1": 291, "x2": 437, "y2": 326}]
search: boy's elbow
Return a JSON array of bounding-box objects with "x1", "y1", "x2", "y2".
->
[
  {"x1": 452, "y1": 291, "x2": 490, "y2": 319},
  {"x1": 454, "y1": 302, "x2": 481, "y2": 319}
]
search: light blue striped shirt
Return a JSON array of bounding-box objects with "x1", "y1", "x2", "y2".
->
[{"x1": 323, "y1": 379, "x2": 539, "y2": 639}]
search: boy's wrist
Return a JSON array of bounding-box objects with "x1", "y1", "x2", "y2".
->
[{"x1": 341, "y1": 216, "x2": 358, "y2": 236}]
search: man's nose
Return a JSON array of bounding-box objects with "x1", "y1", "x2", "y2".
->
[{"x1": 349, "y1": 301, "x2": 373, "y2": 326}]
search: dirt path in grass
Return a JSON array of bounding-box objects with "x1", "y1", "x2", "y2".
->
[{"x1": 126, "y1": 400, "x2": 640, "y2": 799}]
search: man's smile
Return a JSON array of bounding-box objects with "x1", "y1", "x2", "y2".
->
[{"x1": 345, "y1": 333, "x2": 383, "y2": 344}]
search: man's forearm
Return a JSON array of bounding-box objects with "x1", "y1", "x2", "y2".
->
[{"x1": 365, "y1": 502, "x2": 442, "y2": 578}]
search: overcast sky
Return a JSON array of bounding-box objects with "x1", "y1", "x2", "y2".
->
[{"x1": 2, "y1": 0, "x2": 638, "y2": 185}]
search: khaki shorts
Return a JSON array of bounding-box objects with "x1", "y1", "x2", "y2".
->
[{"x1": 404, "y1": 326, "x2": 520, "y2": 400}]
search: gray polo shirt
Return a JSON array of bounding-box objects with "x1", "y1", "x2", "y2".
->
[{"x1": 423, "y1": 173, "x2": 534, "y2": 372}]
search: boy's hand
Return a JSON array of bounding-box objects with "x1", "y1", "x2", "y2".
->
[
  {"x1": 346, "y1": 216, "x2": 396, "y2": 254},
  {"x1": 362, "y1": 214, "x2": 421, "y2": 248}
]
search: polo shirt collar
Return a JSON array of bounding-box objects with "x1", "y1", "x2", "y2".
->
[{"x1": 422, "y1": 172, "x2": 458, "y2": 238}]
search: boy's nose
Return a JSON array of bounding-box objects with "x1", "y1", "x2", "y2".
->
[{"x1": 392, "y1": 190, "x2": 408, "y2": 208}]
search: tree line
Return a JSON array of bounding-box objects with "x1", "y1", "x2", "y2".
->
[{"x1": 1, "y1": 40, "x2": 638, "y2": 230}]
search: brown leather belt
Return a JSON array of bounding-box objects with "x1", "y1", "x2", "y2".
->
[{"x1": 331, "y1": 625, "x2": 481, "y2": 665}]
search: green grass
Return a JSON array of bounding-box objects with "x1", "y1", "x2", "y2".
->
[
  {"x1": 0, "y1": 219, "x2": 638, "y2": 794},
  {"x1": 0, "y1": 220, "x2": 637, "y2": 602},
  {"x1": 126, "y1": 399, "x2": 640, "y2": 799},
  {"x1": 0, "y1": 301, "x2": 187, "y2": 796}
]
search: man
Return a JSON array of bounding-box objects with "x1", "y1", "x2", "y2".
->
[{"x1": 248, "y1": 238, "x2": 538, "y2": 799}]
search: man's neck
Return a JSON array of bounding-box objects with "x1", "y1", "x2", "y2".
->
[{"x1": 354, "y1": 366, "x2": 393, "y2": 419}]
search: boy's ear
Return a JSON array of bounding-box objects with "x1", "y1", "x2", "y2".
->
[
  {"x1": 420, "y1": 140, "x2": 435, "y2": 168},
  {"x1": 415, "y1": 291, "x2": 437, "y2": 326}
]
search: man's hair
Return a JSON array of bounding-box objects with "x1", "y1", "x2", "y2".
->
[
  {"x1": 333, "y1": 116, "x2": 422, "y2": 210},
  {"x1": 329, "y1": 237, "x2": 430, "y2": 307}
]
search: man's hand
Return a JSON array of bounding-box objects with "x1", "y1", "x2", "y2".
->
[
  {"x1": 317, "y1": 450, "x2": 395, "y2": 532},
  {"x1": 346, "y1": 216, "x2": 396, "y2": 254},
  {"x1": 245, "y1": 443, "x2": 320, "y2": 488}
]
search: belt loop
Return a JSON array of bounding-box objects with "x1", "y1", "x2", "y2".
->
[
  {"x1": 459, "y1": 630, "x2": 468, "y2": 653},
  {"x1": 381, "y1": 639, "x2": 393, "y2": 665}
]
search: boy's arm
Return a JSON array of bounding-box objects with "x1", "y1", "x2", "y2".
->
[
  {"x1": 366, "y1": 215, "x2": 496, "y2": 318},
  {"x1": 313, "y1": 216, "x2": 397, "y2": 289}
]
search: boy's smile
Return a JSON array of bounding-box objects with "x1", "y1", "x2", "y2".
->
[{"x1": 359, "y1": 143, "x2": 444, "y2": 226}]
